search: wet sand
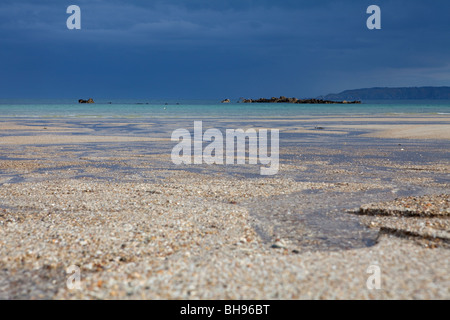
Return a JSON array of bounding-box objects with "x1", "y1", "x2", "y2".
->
[
  {"x1": 0, "y1": 135, "x2": 169, "y2": 145},
  {"x1": 359, "y1": 124, "x2": 450, "y2": 140},
  {"x1": 0, "y1": 116, "x2": 449, "y2": 299}
]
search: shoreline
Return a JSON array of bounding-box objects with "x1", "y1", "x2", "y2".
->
[{"x1": 1, "y1": 115, "x2": 449, "y2": 144}]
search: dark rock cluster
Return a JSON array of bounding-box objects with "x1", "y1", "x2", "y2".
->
[
  {"x1": 78, "y1": 98, "x2": 95, "y2": 104},
  {"x1": 240, "y1": 96, "x2": 361, "y2": 104}
]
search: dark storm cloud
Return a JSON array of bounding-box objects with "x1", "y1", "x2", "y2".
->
[{"x1": 0, "y1": 0, "x2": 449, "y2": 98}]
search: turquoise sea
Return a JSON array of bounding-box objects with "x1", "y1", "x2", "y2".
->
[{"x1": 0, "y1": 99, "x2": 449, "y2": 119}]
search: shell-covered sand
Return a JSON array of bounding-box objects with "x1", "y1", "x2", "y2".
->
[{"x1": 0, "y1": 117, "x2": 449, "y2": 299}]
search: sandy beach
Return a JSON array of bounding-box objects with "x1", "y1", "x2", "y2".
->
[
  {"x1": 0, "y1": 115, "x2": 449, "y2": 299},
  {"x1": 2, "y1": 0, "x2": 450, "y2": 304}
]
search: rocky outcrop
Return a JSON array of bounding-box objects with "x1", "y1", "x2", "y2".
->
[
  {"x1": 221, "y1": 99, "x2": 231, "y2": 103},
  {"x1": 240, "y1": 96, "x2": 361, "y2": 104},
  {"x1": 78, "y1": 98, "x2": 95, "y2": 104}
]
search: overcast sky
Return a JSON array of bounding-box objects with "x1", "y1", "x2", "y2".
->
[{"x1": 0, "y1": 0, "x2": 449, "y2": 99}]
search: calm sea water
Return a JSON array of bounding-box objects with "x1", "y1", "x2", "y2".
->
[{"x1": 0, "y1": 99, "x2": 449, "y2": 118}]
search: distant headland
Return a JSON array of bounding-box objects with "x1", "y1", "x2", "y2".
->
[{"x1": 322, "y1": 86, "x2": 450, "y2": 100}]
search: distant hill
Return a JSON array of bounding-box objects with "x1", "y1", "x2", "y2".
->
[{"x1": 323, "y1": 87, "x2": 450, "y2": 100}]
